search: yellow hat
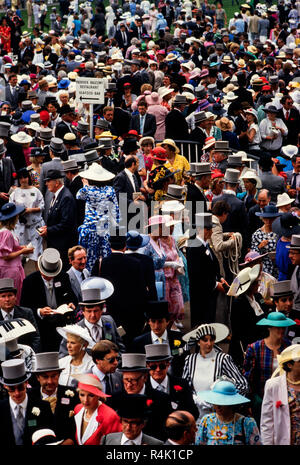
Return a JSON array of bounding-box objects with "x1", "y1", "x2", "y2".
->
[
  {"x1": 96, "y1": 131, "x2": 117, "y2": 140},
  {"x1": 272, "y1": 344, "x2": 300, "y2": 378}
]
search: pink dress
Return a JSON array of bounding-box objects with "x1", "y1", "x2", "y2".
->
[
  {"x1": 0, "y1": 229, "x2": 25, "y2": 304},
  {"x1": 160, "y1": 236, "x2": 184, "y2": 321}
]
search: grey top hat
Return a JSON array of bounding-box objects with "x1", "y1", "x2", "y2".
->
[
  {"x1": 195, "y1": 212, "x2": 213, "y2": 229},
  {"x1": 76, "y1": 120, "x2": 89, "y2": 134},
  {"x1": 272, "y1": 280, "x2": 294, "y2": 298},
  {"x1": 286, "y1": 234, "x2": 300, "y2": 250},
  {"x1": 224, "y1": 168, "x2": 240, "y2": 184},
  {"x1": 0, "y1": 138, "x2": 7, "y2": 153},
  {"x1": 107, "y1": 82, "x2": 117, "y2": 90},
  {"x1": 0, "y1": 277, "x2": 17, "y2": 293},
  {"x1": 98, "y1": 138, "x2": 114, "y2": 150},
  {"x1": 173, "y1": 94, "x2": 187, "y2": 105},
  {"x1": 80, "y1": 277, "x2": 114, "y2": 304},
  {"x1": 119, "y1": 353, "x2": 149, "y2": 372},
  {"x1": 39, "y1": 127, "x2": 53, "y2": 141},
  {"x1": 0, "y1": 122, "x2": 10, "y2": 138},
  {"x1": 21, "y1": 100, "x2": 33, "y2": 110},
  {"x1": 0, "y1": 359, "x2": 31, "y2": 386},
  {"x1": 164, "y1": 184, "x2": 186, "y2": 200},
  {"x1": 79, "y1": 288, "x2": 106, "y2": 305},
  {"x1": 194, "y1": 111, "x2": 208, "y2": 124},
  {"x1": 269, "y1": 75, "x2": 279, "y2": 84},
  {"x1": 194, "y1": 85, "x2": 206, "y2": 99},
  {"x1": 30, "y1": 113, "x2": 41, "y2": 124},
  {"x1": 32, "y1": 352, "x2": 63, "y2": 373},
  {"x1": 38, "y1": 248, "x2": 63, "y2": 277},
  {"x1": 227, "y1": 154, "x2": 243, "y2": 167},
  {"x1": 207, "y1": 83, "x2": 217, "y2": 94},
  {"x1": 214, "y1": 140, "x2": 231, "y2": 152},
  {"x1": 85, "y1": 150, "x2": 99, "y2": 164},
  {"x1": 189, "y1": 162, "x2": 211, "y2": 177},
  {"x1": 62, "y1": 159, "x2": 78, "y2": 172},
  {"x1": 145, "y1": 343, "x2": 172, "y2": 362},
  {"x1": 95, "y1": 119, "x2": 110, "y2": 129},
  {"x1": 69, "y1": 153, "x2": 86, "y2": 164},
  {"x1": 49, "y1": 137, "x2": 64, "y2": 153}
]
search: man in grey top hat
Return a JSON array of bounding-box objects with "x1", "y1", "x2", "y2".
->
[
  {"x1": 0, "y1": 278, "x2": 40, "y2": 353},
  {"x1": 189, "y1": 111, "x2": 209, "y2": 149},
  {"x1": 272, "y1": 280, "x2": 300, "y2": 342},
  {"x1": 212, "y1": 140, "x2": 231, "y2": 174},
  {"x1": 76, "y1": 120, "x2": 95, "y2": 150},
  {"x1": 186, "y1": 162, "x2": 210, "y2": 224},
  {"x1": 0, "y1": 359, "x2": 54, "y2": 446}
]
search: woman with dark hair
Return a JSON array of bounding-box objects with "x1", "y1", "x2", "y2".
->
[
  {"x1": 0, "y1": 17, "x2": 11, "y2": 53},
  {"x1": 9, "y1": 168, "x2": 44, "y2": 266},
  {"x1": 76, "y1": 163, "x2": 120, "y2": 272}
]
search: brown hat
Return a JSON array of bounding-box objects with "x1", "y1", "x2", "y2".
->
[{"x1": 216, "y1": 117, "x2": 234, "y2": 132}]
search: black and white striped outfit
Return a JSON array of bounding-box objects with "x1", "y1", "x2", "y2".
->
[{"x1": 183, "y1": 345, "x2": 249, "y2": 396}]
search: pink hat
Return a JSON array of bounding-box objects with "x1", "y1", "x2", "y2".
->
[
  {"x1": 146, "y1": 92, "x2": 162, "y2": 105},
  {"x1": 145, "y1": 215, "x2": 167, "y2": 228},
  {"x1": 157, "y1": 49, "x2": 165, "y2": 55},
  {"x1": 77, "y1": 374, "x2": 110, "y2": 398}
]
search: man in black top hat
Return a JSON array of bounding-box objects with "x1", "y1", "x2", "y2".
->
[
  {"x1": 101, "y1": 394, "x2": 163, "y2": 445},
  {"x1": 55, "y1": 105, "x2": 76, "y2": 140},
  {"x1": 62, "y1": 159, "x2": 85, "y2": 227},
  {"x1": 76, "y1": 120, "x2": 95, "y2": 150}
]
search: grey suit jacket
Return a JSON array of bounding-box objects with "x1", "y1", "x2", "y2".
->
[
  {"x1": 58, "y1": 314, "x2": 126, "y2": 357},
  {"x1": 101, "y1": 432, "x2": 163, "y2": 445},
  {"x1": 66, "y1": 267, "x2": 90, "y2": 301},
  {"x1": 39, "y1": 158, "x2": 64, "y2": 220}
]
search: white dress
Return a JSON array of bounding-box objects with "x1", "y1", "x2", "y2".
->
[
  {"x1": 59, "y1": 352, "x2": 94, "y2": 387},
  {"x1": 193, "y1": 349, "x2": 217, "y2": 420},
  {"x1": 9, "y1": 187, "x2": 44, "y2": 261}
]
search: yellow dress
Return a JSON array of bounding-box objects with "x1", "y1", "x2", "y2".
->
[{"x1": 165, "y1": 154, "x2": 190, "y2": 185}]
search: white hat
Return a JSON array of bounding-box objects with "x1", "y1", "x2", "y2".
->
[
  {"x1": 159, "y1": 88, "x2": 173, "y2": 98},
  {"x1": 56, "y1": 324, "x2": 94, "y2": 348},
  {"x1": 281, "y1": 145, "x2": 299, "y2": 159},
  {"x1": 276, "y1": 193, "x2": 295, "y2": 208},
  {"x1": 240, "y1": 169, "x2": 262, "y2": 189},
  {"x1": 32, "y1": 429, "x2": 64, "y2": 446},
  {"x1": 79, "y1": 162, "x2": 115, "y2": 182},
  {"x1": 11, "y1": 131, "x2": 32, "y2": 144},
  {"x1": 25, "y1": 122, "x2": 41, "y2": 132},
  {"x1": 230, "y1": 264, "x2": 261, "y2": 296},
  {"x1": 161, "y1": 200, "x2": 185, "y2": 213},
  {"x1": 236, "y1": 150, "x2": 251, "y2": 162},
  {"x1": 291, "y1": 90, "x2": 300, "y2": 104},
  {"x1": 183, "y1": 323, "x2": 229, "y2": 343},
  {"x1": 226, "y1": 91, "x2": 238, "y2": 101},
  {"x1": 182, "y1": 91, "x2": 195, "y2": 101}
]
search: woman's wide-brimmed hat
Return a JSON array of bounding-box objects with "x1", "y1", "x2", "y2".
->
[
  {"x1": 182, "y1": 323, "x2": 229, "y2": 344},
  {"x1": 38, "y1": 248, "x2": 63, "y2": 278},
  {"x1": 262, "y1": 105, "x2": 279, "y2": 114},
  {"x1": 244, "y1": 108, "x2": 258, "y2": 121},
  {"x1": 11, "y1": 131, "x2": 32, "y2": 144},
  {"x1": 255, "y1": 204, "x2": 281, "y2": 218},
  {"x1": 56, "y1": 324, "x2": 94, "y2": 348},
  {"x1": 32, "y1": 429, "x2": 64, "y2": 446},
  {"x1": 240, "y1": 169, "x2": 262, "y2": 189},
  {"x1": 272, "y1": 344, "x2": 300, "y2": 378},
  {"x1": 203, "y1": 136, "x2": 216, "y2": 151},
  {"x1": 126, "y1": 230, "x2": 150, "y2": 250},
  {"x1": 0, "y1": 359, "x2": 31, "y2": 386},
  {"x1": 158, "y1": 138, "x2": 180, "y2": 154},
  {"x1": 80, "y1": 277, "x2": 114, "y2": 305},
  {"x1": 145, "y1": 215, "x2": 167, "y2": 228},
  {"x1": 257, "y1": 311, "x2": 296, "y2": 328},
  {"x1": 231, "y1": 264, "x2": 261, "y2": 296},
  {"x1": 0, "y1": 202, "x2": 25, "y2": 221},
  {"x1": 151, "y1": 166, "x2": 179, "y2": 188},
  {"x1": 161, "y1": 199, "x2": 185, "y2": 212},
  {"x1": 215, "y1": 117, "x2": 234, "y2": 132},
  {"x1": 197, "y1": 380, "x2": 250, "y2": 406},
  {"x1": 272, "y1": 212, "x2": 300, "y2": 238},
  {"x1": 238, "y1": 250, "x2": 269, "y2": 269},
  {"x1": 72, "y1": 373, "x2": 110, "y2": 398},
  {"x1": 79, "y1": 162, "x2": 115, "y2": 182},
  {"x1": 139, "y1": 136, "x2": 154, "y2": 147}
]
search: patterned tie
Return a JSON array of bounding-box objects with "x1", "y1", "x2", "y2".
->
[
  {"x1": 49, "y1": 195, "x2": 56, "y2": 209},
  {"x1": 44, "y1": 396, "x2": 57, "y2": 414},
  {"x1": 92, "y1": 324, "x2": 101, "y2": 341},
  {"x1": 16, "y1": 405, "x2": 25, "y2": 432}
]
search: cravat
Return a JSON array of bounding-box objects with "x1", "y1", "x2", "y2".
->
[
  {"x1": 156, "y1": 384, "x2": 165, "y2": 392},
  {"x1": 16, "y1": 405, "x2": 25, "y2": 432},
  {"x1": 92, "y1": 324, "x2": 101, "y2": 341},
  {"x1": 104, "y1": 375, "x2": 111, "y2": 395},
  {"x1": 44, "y1": 396, "x2": 57, "y2": 414}
]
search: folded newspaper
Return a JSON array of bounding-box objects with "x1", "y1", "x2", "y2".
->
[{"x1": 51, "y1": 304, "x2": 73, "y2": 315}]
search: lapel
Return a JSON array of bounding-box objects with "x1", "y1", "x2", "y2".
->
[
  {"x1": 124, "y1": 171, "x2": 135, "y2": 194},
  {"x1": 75, "y1": 405, "x2": 99, "y2": 444},
  {"x1": 101, "y1": 316, "x2": 113, "y2": 341},
  {"x1": 68, "y1": 268, "x2": 81, "y2": 299}
]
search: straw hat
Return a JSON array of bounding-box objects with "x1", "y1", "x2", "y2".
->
[
  {"x1": 158, "y1": 139, "x2": 180, "y2": 153},
  {"x1": 79, "y1": 162, "x2": 115, "y2": 182},
  {"x1": 272, "y1": 344, "x2": 300, "y2": 378},
  {"x1": 216, "y1": 117, "x2": 234, "y2": 132},
  {"x1": 276, "y1": 193, "x2": 295, "y2": 208},
  {"x1": 11, "y1": 131, "x2": 32, "y2": 144},
  {"x1": 225, "y1": 91, "x2": 238, "y2": 101}
]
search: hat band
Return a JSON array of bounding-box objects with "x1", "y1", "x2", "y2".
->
[
  {"x1": 35, "y1": 365, "x2": 61, "y2": 372},
  {"x1": 167, "y1": 191, "x2": 184, "y2": 199},
  {"x1": 2, "y1": 373, "x2": 28, "y2": 384},
  {"x1": 41, "y1": 261, "x2": 60, "y2": 273},
  {"x1": 237, "y1": 278, "x2": 251, "y2": 292}
]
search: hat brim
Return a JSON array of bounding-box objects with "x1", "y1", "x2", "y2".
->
[
  {"x1": 238, "y1": 252, "x2": 269, "y2": 269},
  {"x1": 0, "y1": 372, "x2": 31, "y2": 386},
  {"x1": 182, "y1": 323, "x2": 229, "y2": 343},
  {"x1": 118, "y1": 366, "x2": 149, "y2": 372},
  {"x1": 32, "y1": 367, "x2": 64, "y2": 374},
  {"x1": 37, "y1": 256, "x2": 63, "y2": 277},
  {"x1": 196, "y1": 390, "x2": 250, "y2": 406},
  {"x1": 255, "y1": 212, "x2": 282, "y2": 218},
  {"x1": 257, "y1": 317, "x2": 296, "y2": 327},
  {"x1": 56, "y1": 326, "x2": 94, "y2": 348},
  {"x1": 79, "y1": 169, "x2": 114, "y2": 182},
  {"x1": 79, "y1": 299, "x2": 106, "y2": 306}
]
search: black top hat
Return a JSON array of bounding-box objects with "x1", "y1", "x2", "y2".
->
[
  {"x1": 44, "y1": 169, "x2": 64, "y2": 181},
  {"x1": 122, "y1": 138, "x2": 139, "y2": 154},
  {"x1": 116, "y1": 394, "x2": 150, "y2": 419},
  {"x1": 145, "y1": 300, "x2": 170, "y2": 320},
  {"x1": 59, "y1": 104, "x2": 75, "y2": 116},
  {"x1": 30, "y1": 147, "x2": 44, "y2": 157}
]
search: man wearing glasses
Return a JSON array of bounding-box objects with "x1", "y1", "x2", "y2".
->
[
  {"x1": 90, "y1": 340, "x2": 123, "y2": 397},
  {"x1": 0, "y1": 359, "x2": 54, "y2": 446}
]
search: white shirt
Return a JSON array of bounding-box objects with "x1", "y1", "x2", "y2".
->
[
  {"x1": 41, "y1": 387, "x2": 57, "y2": 399},
  {"x1": 92, "y1": 365, "x2": 107, "y2": 392},
  {"x1": 9, "y1": 395, "x2": 28, "y2": 419},
  {"x1": 84, "y1": 318, "x2": 103, "y2": 340},
  {"x1": 52, "y1": 185, "x2": 64, "y2": 202},
  {"x1": 193, "y1": 349, "x2": 216, "y2": 394},
  {"x1": 150, "y1": 375, "x2": 169, "y2": 393},
  {"x1": 124, "y1": 168, "x2": 136, "y2": 192},
  {"x1": 151, "y1": 330, "x2": 168, "y2": 344},
  {"x1": 121, "y1": 431, "x2": 143, "y2": 445},
  {"x1": 1, "y1": 309, "x2": 14, "y2": 320}
]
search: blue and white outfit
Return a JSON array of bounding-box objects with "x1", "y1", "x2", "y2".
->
[
  {"x1": 76, "y1": 185, "x2": 120, "y2": 272},
  {"x1": 143, "y1": 238, "x2": 166, "y2": 299}
]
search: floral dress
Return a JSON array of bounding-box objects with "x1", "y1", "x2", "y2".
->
[
  {"x1": 195, "y1": 413, "x2": 261, "y2": 445},
  {"x1": 9, "y1": 186, "x2": 44, "y2": 261},
  {"x1": 76, "y1": 185, "x2": 120, "y2": 272},
  {"x1": 288, "y1": 385, "x2": 300, "y2": 445},
  {"x1": 27, "y1": 166, "x2": 40, "y2": 188},
  {"x1": 251, "y1": 228, "x2": 278, "y2": 277},
  {"x1": 143, "y1": 237, "x2": 166, "y2": 299}
]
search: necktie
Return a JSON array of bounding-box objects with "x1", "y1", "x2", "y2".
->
[
  {"x1": 48, "y1": 282, "x2": 53, "y2": 297},
  {"x1": 92, "y1": 324, "x2": 101, "y2": 341},
  {"x1": 5, "y1": 313, "x2": 12, "y2": 320},
  {"x1": 158, "y1": 337, "x2": 163, "y2": 343},
  {"x1": 140, "y1": 115, "x2": 145, "y2": 135},
  {"x1": 286, "y1": 110, "x2": 289, "y2": 120},
  {"x1": 292, "y1": 173, "x2": 298, "y2": 189},
  {"x1": 16, "y1": 405, "x2": 25, "y2": 432},
  {"x1": 50, "y1": 195, "x2": 56, "y2": 209},
  {"x1": 104, "y1": 375, "x2": 111, "y2": 395},
  {"x1": 156, "y1": 384, "x2": 165, "y2": 392},
  {"x1": 44, "y1": 396, "x2": 57, "y2": 414},
  {"x1": 81, "y1": 272, "x2": 85, "y2": 282}
]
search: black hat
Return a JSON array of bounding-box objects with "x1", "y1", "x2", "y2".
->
[
  {"x1": 145, "y1": 300, "x2": 170, "y2": 320},
  {"x1": 44, "y1": 169, "x2": 64, "y2": 181},
  {"x1": 30, "y1": 147, "x2": 45, "y2": 157},
  {"x1": 122, "y1": 138, "x2": 139, "y2": 154},
  {"x1": 59, "y1": 104, "x2": 75, "y2": 116},
  {"x1": 116, "y1": 394, "x2": 150, "y2": 419},
  {"x1": 272, "y1": 212, "x2": 300, "y2": 238}
]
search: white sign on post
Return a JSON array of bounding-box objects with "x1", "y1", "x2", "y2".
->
[{"x1": 75, "y1": 77, "x2": 105, "y2": 104}]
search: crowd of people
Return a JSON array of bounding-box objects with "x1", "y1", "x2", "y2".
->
[{"x1": 0, "y1": 0, "x2": 299, "y2": 448}]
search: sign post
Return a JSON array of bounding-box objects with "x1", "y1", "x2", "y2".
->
[{"x1": 76, "y1": 78, "x2": 105, "y2": 138}]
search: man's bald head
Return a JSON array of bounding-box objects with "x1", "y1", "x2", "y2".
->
[
  {"x1": 165, "y1": 411, "x2": 196, "y2": 445},
  {"x1": 257, "y1": 189, "x2": 270, "y2": 209}
]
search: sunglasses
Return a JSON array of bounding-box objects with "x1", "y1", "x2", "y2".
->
[
  {"x1": 6, "y1": 384, "x2": 26, "y2": 392},
  {"x1": 280, "y1": 297, "x2": 294, "y2": 303},
  {"x1": 103, "y1": 356, "x2": 120, "y2": 363},
  {"x1": 148, "y1": 363, "x2": 169, "y2": 370},
  {"x1": 123, "y1": 375, "x2": 144, "y2": 385}
]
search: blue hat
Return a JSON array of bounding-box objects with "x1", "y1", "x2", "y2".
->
[
  {"x1": 20, "y1": 79, "x2": 30, "y2": 86},
  {"x1": 0, "y1": 202, "x2": 25, "y2": 221},
  {"x1": 197, "y1": 380, "x2": 250, "y2": 406},
  {"x1": 256, "y1": 311, "x2": 296, "y2": 327},
  {"x1": 58, "y1": 78, "x2": 71, "y2": 89},
  {"x1": 255, "y1": 204, "x2": 281, "y2": 218},
  {"x1": 126, "y1": 230, "x2": 150, "y2": 250},
  {"x1": 21, "y1": 110, "x2": 35, "y2": 124}
]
